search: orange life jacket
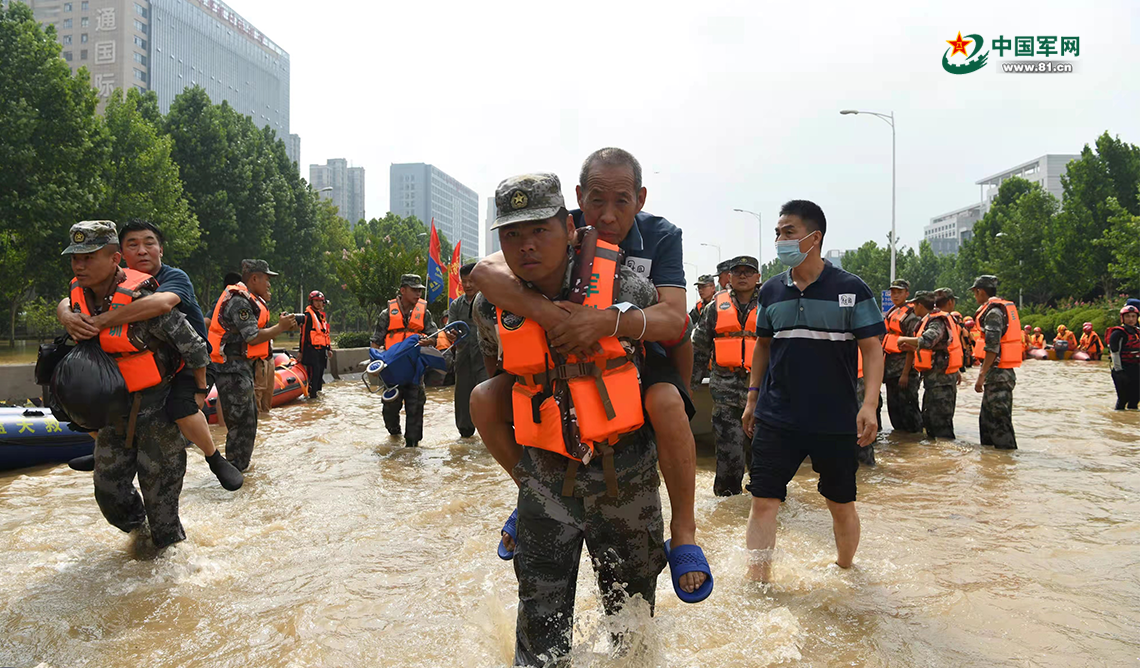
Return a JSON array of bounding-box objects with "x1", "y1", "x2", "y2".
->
[
  {"x1": 914, "y1": 312, "x2": 963, "y2": 374},
  {"x1": 1029, "y1": 334, "x2": 1045, "y2": 349},
  {"x1": 69, "y1": 268, "x2": 176, "y2": 393},
  {"x1": 1057, "y1": 331, "x2": 1078, "y2": 348},
  {"x1": 498, "y1": 239, "x2": 643, "y2": 464},
  {"x1": 713, "y1": 290, "x2": 759, "y2": 370},
  {"x1": 972, "y1": 298, "x2": 1022, "y2": 368},
  {"x1": 1079, "y1": 331, "x2": 1102, "y2": 354},
  {"x1": 208, "y1": 282, "x2": 270, "y2": 363},
  {"x1": 305, "y1": 306, "x2": 331, "y2": 347},
  {"x1": 882, "y1": 304, "x2": 914, "y2": 354},
  {"x1": 385, "y1": 298, "x2": 427, "y2": 348},
  {"x1": 857, "y1": 349, "x2": 863, "y2": 379}
]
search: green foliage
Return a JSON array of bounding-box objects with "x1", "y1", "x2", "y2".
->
[
  {"x1": 0, "y1": 3, "x2": 105, "y2": 342},
  {"x1": 22, "y1": 297, "x2": 62, "y2": 340},
  {"x1": 334, "y1": 331, "x2": 373, "y2": 348}
]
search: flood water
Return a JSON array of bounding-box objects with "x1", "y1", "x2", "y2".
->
[{"x1": 1, "y1": 360, "x2": 1138, "y2": 667}]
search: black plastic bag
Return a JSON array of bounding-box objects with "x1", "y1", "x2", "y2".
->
[
  {"x1": 35, "y1": 335, "x2": 73, "y2": 386},
  {"x1": 50, "y1": 339, "x2": 129, "y2": 431}
]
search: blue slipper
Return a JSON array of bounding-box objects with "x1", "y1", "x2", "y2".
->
[
  {"x1": 497, "y1": 508, "x2": 518, "y2": 561},
  {"x1": 664, "y1": 539, "x2": 714, "y2": 603}
]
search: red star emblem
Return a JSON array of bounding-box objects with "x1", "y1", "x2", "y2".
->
[{"x1": 946, "y1": 31, "x2": 972, "y2": 58}]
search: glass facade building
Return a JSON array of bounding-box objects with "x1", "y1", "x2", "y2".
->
[{"x1": 390, "y1": 163, "x2": 480, "y2": 258}]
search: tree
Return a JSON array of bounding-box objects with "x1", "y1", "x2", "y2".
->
[
  {"x1": 1098, "y1": 197, "x2": 1140, "y2": 296},
  {"x1": 0, "y1": 3, "x2": 105, "y2": 343},
  {"x1": 96, "y1": 88, "x2": 199, "y2": 262},
  {"x1": 840, "y1": 240, "x2": 891, "y2": 293},
  {"x1": 991, "y1": 185, "x2": 1059, "y2": 305}
]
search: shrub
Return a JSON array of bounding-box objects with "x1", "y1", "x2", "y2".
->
[{"x1": 335, "y1": 331, "x2": 373, "y2": 348}]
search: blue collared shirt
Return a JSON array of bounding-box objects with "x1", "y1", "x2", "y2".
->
[
  {"x1": 753, "y1": 260, "x2": 885, "y2": 434},
  {"x1": 154, "y1": 264, "x2": 209, "y2": 348}
]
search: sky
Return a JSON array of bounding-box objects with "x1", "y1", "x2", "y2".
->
[{"x1": 232, "y1": 0, "x2": 1139, "y2": 297}]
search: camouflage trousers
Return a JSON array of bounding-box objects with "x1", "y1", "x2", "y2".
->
[
  {"x1": 513, "y1": 463, "x2": 666, "y2": 668},
  {"x1": 453, "y1": 361, "x2": 488, "y2": 437},
  {"x1": 885, "y1": 372, "x2": 923, "y2": 433},
  {"x1": 710, "y1": 380, "x2": 749, "y2": 496},
  {"x1": 382, "y1": 382, "x2": 426, "y2": 443},
  {"x1": 217, "y1": 367, "x2": 259, "y2": 471},
  {"x1": 93, "y1": 395, "x2": 188, "y2": 549},
  {"x1": 980, "y1": 380, "x2": 1017, "y2": 449},
  {"x1": 855, "y1": 377, "x2": 884, "y2": 466},
  {"x1": 921, "y1": 378, "x2": 958, "y2": 439}
]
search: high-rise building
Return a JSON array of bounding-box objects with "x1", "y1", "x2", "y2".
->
[
  {"x1": 924, "y1": 154, "x2": 1079, "y2": 256},
  {"x1": 286, "y1": 133, "x2": 300, "y2": 171},
  {"x1": 390, "y1": 163, "x2": 479, "y2": 258},
  {"x1": 310, "y1": 158, "x2": 365, "y2": 225},
  {"x1": 32, "y1": 0, "x2": 290, "y2": 142},
  {"x1": 483, "y1": 196, "x2": 500, "y2": 256}
]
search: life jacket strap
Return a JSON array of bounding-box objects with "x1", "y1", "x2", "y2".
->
[
  {"x1": 599, "y1": 443, "x2": 618, "y2": 497},
  {"x1": 561, "y1": 459, "x2": 579, "y2": 497},
  {"x1": 124, "y1": 393, "x2": 142, "y2": 450}
]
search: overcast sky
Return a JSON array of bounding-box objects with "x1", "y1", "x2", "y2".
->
[{"x1": 235, "y1": 0, "x2": 1138, "y2": 292}]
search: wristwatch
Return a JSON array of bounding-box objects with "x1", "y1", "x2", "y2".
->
[{"x1": 194, "y1": 387, "x2": 209, "y2": 395}]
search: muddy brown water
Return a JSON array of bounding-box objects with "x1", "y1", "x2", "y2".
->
[{"x1": 1, "y1": 361, "x2": 1138, "y2": 667}]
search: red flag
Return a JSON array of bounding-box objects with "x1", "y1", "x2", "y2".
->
[{"x1": 448, "y1": 241, "x2": 463, "y2": 301}]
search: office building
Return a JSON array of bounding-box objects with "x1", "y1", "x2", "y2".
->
[
  {"x1": 390, "y1": 163, "x2": 479, "y2": 258},
  {"x1": 924, "y1": 154, "x2": 1079, "y2": 256},
  {"x1": 824, "y1": 249, "x2": 847, "y2": 271},
  {"x1": 310, "y1": 158, "x2": 366, "y2": 225},
  {"x1": 483, "y1": 196, "x2": 500, "y2": 256},
  {"x1": 286, "y1": 133, "x2": 300, "y2": 171},
  {"x1": 32, "y1": 0, "x2": 290, "y2": 142}
]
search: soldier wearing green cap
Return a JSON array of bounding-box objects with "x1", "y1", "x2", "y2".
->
[
  {"x1": 898, "y1": 288, "x2": 961, "y2": 439},
  {"x1": 61, "y1": 220, "x2": 211, "y2": 550},
  {"x1": 692, "y1": 255, "x2": 761, "y2": 495},
  {"x1": 970, "y1": 275, "x2": 1020, "y2": 448},
  {"x1": 716, "y1": 259, "x2": 731, "y2": 290},
  {"x1": 471, "y1": 172, "x2": 711, "y2": 667},
  {"x1": 206, "y1": 259, "x2": 297, "y2": 471},
  {"x1": 689, "y1": 274, "x2": 717, "y2": 326},
  {"x1": 370, "y1": 273, "x2": 439, "y2": 447},
  {"x1": 882, "y1": 278, "x2": 923, "y2": 435}
]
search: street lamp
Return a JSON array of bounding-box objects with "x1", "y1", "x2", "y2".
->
[
  {"x1": 733, "y1": 208, "x2": 762, "y2": 272},
  {"x1": 700, "y1": 242, "x2": 721, "y2": 265},
  {"x1": 840, "y1": 108, "x2": 896, "y2": 282}
]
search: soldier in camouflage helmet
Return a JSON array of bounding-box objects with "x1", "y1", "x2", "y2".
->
[
  {"x1": 692, "y1": 255, "x2": 760, "y2": 495},
  {"x1": 63, "y1": 221, "x2": 211, "y2": 550},
  {"x1": 689, "y1": 274, "x2": 717, "y2": 325},
  {"x1": 370, "y1": 273, "x2": 440, "y2": 447},
  {"x1": 898, "y1": 288, "x2": 961, "y2": 439},
  {"x1": 206, "y1": 259, "x2": 297, "y2": 471},
  {"x1": 471, "y1": 173, "x2": 709, "y2": 666},
  {"x1": 970, "y1": 275, "x2": 1019, "y2": 448}
]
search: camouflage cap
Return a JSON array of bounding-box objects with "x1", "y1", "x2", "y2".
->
[
  {"x1": 716, "y1": 260, "x2": 731, "y2": 274},
  {"x1": 695, "y1": 274, "x2": 715, "y2": 286},
  {"x1": 61, "y1": 220, "x2": 118, "y2": 255},
  {"x1": 889, "y1": 278, "x2": 910, "y2": 290},
  {"x1": 400, "y1": 273, "x2": 426, "y2": 289},
  {"x1": 241, "y1": 259, "x2": 279, "y2": 277},
  {"x1": 728, "y1": 256, "x2": 759, "y2": 271},
  {"x1": 910, "y1": 290, "x2": 935, "y2": 307},
  {"x1": 491, "y1": 173, "x2": 566, "y2": 231},
  {"x1": 933, "y1": 287, "x2": 956, "y2": 303},
  {"x1": 971, "y1": 275, "x2": 998, "y2": 290}
]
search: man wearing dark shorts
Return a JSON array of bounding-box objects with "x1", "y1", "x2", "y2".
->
[
  {"x1": 57, "y1": 219, "x2": 244, "y2": 490},
  {"x1": 471, "y1": 148, "x2": 705, "y2": 594},
  {"x1": 741, "y1": 200, "x2": 885, "y2": 582}
]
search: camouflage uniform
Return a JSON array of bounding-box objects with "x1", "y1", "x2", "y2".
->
[
  {"x1": 371, "y1": 291, "x2": 438, "y2": 445},
  {"x1": 914, "y1": 313, "x2": 959, "y2": 439},
  {"x1": 213, "y1": 288, "x2": 266, "y2": 471},
  {"x1": 979, "y1": 302, "x2": 1017, "y2": 449},
  {"x1": 446, "y1": 292, "x2": 487, "y2": 437},
  {"x1": 66, "y1": 238, "x2": 210, "y2": 548},
  {"x1": 475, "y1": 173, "x2": 666, "y2": 668},
  {"x1": 691, "y1": 283, "x2": 759, "y2": 496},
  {"x1": 884, "y1": 306, "x2": 923, "y2": 433}
]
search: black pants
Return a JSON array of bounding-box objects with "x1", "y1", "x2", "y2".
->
[
  {"x1": 303, "y1": 349, "x2": 327, "y2": 397},
  {"x1": 1113, "y1": 365, "x2": 1140, "y2": 409},
  {"x1": 382, "y1": 382, "x2": 426, "y2": 442}
]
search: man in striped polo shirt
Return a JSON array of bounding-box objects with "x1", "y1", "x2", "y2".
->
[{"x1": 741, "y1": 200, "x2": 885, "y2": 582}]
